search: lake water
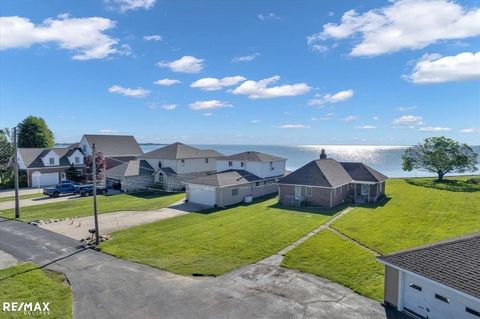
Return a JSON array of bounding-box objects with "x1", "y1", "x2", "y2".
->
[{"x1": 139, "y1": 144, "x2": 480, "y2": 178}]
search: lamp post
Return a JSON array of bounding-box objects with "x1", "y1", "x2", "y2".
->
[{"x1": 92, "y1": 143, "x2": 100, "y2": 245}]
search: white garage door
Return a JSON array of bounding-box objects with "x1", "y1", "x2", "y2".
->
[
  {"x1": 403, "y1": 272, "x2": 480, "y2": 319},
  {"x1": 32, "y1": 172, "x2": 59, "y2": 187},
  {"x1": 188, "y1": 184, "x2": 216, "y2": 206}
]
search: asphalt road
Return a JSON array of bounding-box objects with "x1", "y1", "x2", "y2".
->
[{"x1": 0, "y1": 218, "x2": 405, "y2": 319}]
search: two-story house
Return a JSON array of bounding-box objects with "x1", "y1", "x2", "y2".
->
[
  {"x1": 17, "y1": 145, "x2": 85, "y2": 187},
  {"x1": 139, "y1": 142, "x2": 224, "y2": 191},
  {"x1": 185, "y1": 151, "x2": 286, "y2": 207}
]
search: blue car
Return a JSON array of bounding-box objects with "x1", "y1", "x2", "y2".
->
[{"x1": 43, "y1": 182, "x2": 77, "y2": 198}]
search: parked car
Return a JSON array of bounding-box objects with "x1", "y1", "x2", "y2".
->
[
  {"x1": 75, "y1": 184, "x2": 108, "y2": 197},
  {"x1": 43, "y1": 182, "x2": 77, "y2": 198}
]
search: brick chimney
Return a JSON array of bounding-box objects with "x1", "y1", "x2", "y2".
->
[{"x1": 320, "y1": 149, "x2": 327, "y2": 160}]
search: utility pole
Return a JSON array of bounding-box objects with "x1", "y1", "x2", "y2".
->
[
  {"x1": 92, "y1": 143, "x2": 100, "y2": 245},
  {"x1": 13, "y1": 127, "x2": 20, "y2": 218}
]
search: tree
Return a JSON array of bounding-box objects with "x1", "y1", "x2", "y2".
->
[
  {"x1": 17, "y1": 116, "x2": 54, "y2": 148},
  {"x1": 0, "y1": 129, "x2": 14, "y2": 185},
  {"x1": 85, "y1": 152, "x2": 106, "y2": 183},
  {"x1": 65, "y1": 164, "x2": 84, "y2": 183},
  {"x1": 402, "y1": 136, "x2": 478, "y2": 181}
]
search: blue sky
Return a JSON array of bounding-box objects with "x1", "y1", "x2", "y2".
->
[{"x1": 1, "y1": 0, "x2": 479, "y2": 145}]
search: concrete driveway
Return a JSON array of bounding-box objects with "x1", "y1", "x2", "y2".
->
[
  {"x1": 0, "y1": 188, "x2": 42, "y2": 198},
  {"x1": 40, "y1": 199, "x2": 199, "y2": 240},
  {"x1": 0, "y1": 218, "x2": 406, "y2": 319}
]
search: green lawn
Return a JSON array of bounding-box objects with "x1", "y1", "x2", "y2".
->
[
  {"x1": 282, "y1": 230, "x2": 384, "y2": 300},
  {"x1": 0, "y1": 192, "x2": 184, "y2": 222},
  {"x1": 404, "y1": 175, "x2": 480, "y2": 192},
  {"x1": 100, "y1": 197, "x2": 335, "y2": 276},
  {"x1": 0, "y1": 193, "x2": 43, "y2": 203},
  {"x1": 283, "y1": 177, "x2": 480, "y2": 301},
  {"x1": 0, "y1": 263, "x2": 72, "y2": 319}
]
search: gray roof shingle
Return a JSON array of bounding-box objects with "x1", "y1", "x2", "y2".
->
[
  {"x1": 188, "y1": 169, "x2": 262, "y2": 187},
  {"x1": 378, "y1": 234, "x2": 480, "y2": 299},
  {"x1": 83, "y1": 134, "x2": 143, "y2": 157},
  {"x1": 105, "y1": 159, "x2": 153, "y2": 177},
  {"x1": 18, "y1": 147, "x2": 84, "y2": 168},
  {"x1": 221, "y1": 151, "x2": 285, "y2": 162},
  {"x1": 141, "y1": 142, "x2": 224, "y2": 159},
  {"x1": 278, "y1": 158, "x2": 387, "y2": 187}
]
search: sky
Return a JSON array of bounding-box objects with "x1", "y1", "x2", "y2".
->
[{"x1": 0, "y1": 0, "x2": 479, "y2": 145}]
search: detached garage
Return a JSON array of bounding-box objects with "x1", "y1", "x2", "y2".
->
[{"x1": 378, "y1": 234, "x2": 480, "y2": 319}]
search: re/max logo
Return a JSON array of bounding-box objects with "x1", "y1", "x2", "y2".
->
[{"x1": 2, "y1": 301, "x2": 50, "y2": 314}]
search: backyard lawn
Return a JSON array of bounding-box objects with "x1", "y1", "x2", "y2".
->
[
  {"x1": 282, "y1": 176, "x2": 480, "y2": 301},
  {"x1": 0, "y1": 263, "x2": 72, "y2": 319},
  {"x1": 100, "y1": 197, "x2": 336, "y2": 276},
  {"x1": 0, "y1": 192, "x2": 184, "y2": 222}
]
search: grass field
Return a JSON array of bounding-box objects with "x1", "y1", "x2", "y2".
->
[
  {"x1": 0, "y1": 193, "x2": 43, "y2": 203},
  {"x1": 282, "y1": 177, "x2": 480, "y2": 301},
  {"x1": 282, "y1": 230, "x2": 384, "y2": 300},
  {"x1": 100, "y1": 197, "x2": 335, "y2": 276},
  {"x1": 0, "y1": 263, "x2": 72, "y2": 319},
  {"x1": 0, "y1": 192, "x2": 184, "y2": 222},
  {"x1": 404, "y1": 175, "x2": 480, "y2": 192}
]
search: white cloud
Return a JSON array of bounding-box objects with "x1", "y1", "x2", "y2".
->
[
  {"x1": 160, "y1": 104, "x2": 177, "y2": 110},
  {"x1": 460, "y1": 127, "x2": 480, "y2": 133},
  {"x1": 308, "y1": 89, "x2": 353, "y2": 105},
  {"x1": 355, "y1": 125, "x2": 376, "y2": 129},
  {"x1": 373, "y1": 116, "x2": 380, "y2": 121},
  {"x1": 231, "y1": 75, "x2": 311, "y2": 99},
  {"x1": 143, "y1": 34, "x2": 162, "y2": 41},
  {"x1": 189, "y1": 100, "x2": 232, "y2": 111},
  {"x1": 251, "y1": 120, "x2": 261, "y2": 124},
  {"x1": 109, "y1": 0, "x2": 156, "y2": 12},
  {"x1": 202, "y1": 112, "x2": 213, "y2": 117},
  {"x1": 257, "y1": 13, "x2": 280, "y2": 21},
  {"x1": 100, "y1": 129, "x2": 118, "y2": 133},
  {"x1": 397, "y1": 106, "x2": 417, "y2": 112},
  {"x1": 232, "y1": 53, "x2": 260, "y2": 63},
  {"x1": 0, "y1": 16, "x2": 118, "y2": 60},
  {"x1": 153, "y1": 78, "x2": 181, "y2": 86},
  {"x1": 190, "y1": 76, "x2": 246, "y2": 91},
  {"x1": 392, "y1": 115, "x2": 424, "y2": 125},
  {"x1": 157, "y1": 56, "x2": 204, "y2": 73},
  {"x1": 405, "y1": 52, "x2": 480, "y2": 83},
  {"x1": 311, "y1": 113, "x2": 334, "y2": 121},
  {"x1": 309, "y1": 0, "x2": 480, "y2": 56},
  {"x1": 419, "y1": 126, "x2": 452, "y2": 132},
  {"x1": 277, "y1": 124, "x2": 310, "y2": 129},
  {"x1": 341, "y1": 115, "x2": 357, "y2": 122},
  {"x1": 108, "y1": 85, "x2": 150, "y2": 98}
]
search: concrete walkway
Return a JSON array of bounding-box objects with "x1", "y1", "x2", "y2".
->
[
  {"x1": 0, "y1": 188, "x2": 42, "y2": 198},
  {"x1": 0, "y1": 250, "x2": 17, "y2": 269},
  {"x1": 40, "y1": 199, "x2": 199, "y2": 240},
  {"x1": 0, "y1": 218, "x2": 405, "y2": 319}
]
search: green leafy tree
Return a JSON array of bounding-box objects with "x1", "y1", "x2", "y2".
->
[
  {"x1": 17, "y1": 116, "x2": 54, "y2": 148},
  {"x1": 0, "y1": 130, "x2": 14, "y2": 185},
  {"x1": 402, "y1": 136, "x2": 478, "y2": 181},
  {"x1": 65, "y1": 164, "x2": 84, "y2": 183}
]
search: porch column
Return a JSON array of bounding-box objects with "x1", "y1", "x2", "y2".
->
[
  {"x1": 367, "y1": 184, "x2": 370, "y2": 202},
  {"x1": 329, "y1": 189, "x2": 333, "y2": 207}
]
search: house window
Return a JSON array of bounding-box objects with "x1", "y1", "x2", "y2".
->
[
  {"x1": 228, "y1": 161, "x2": 233, "y2": 167},
  {"x1": 409, "y1": 283, "x2": 422, "y2": 291},
  {"x1": 270, "y1": 161, "x2": 274, "y2": 171},
  {"x1": 305, "y1": 187, "x2": 312, "y2": 196},
  {"x1": 49, "y1": 158, "x2": 54, "y2": 165},
  {"x1": 466, "y1": 307, "x2": 480, "y2": 317},
  {"x1": 255, "y1": 182, "x2": 260, "y2": 187},
  {"x1": 181, "y1": 159, "x2": 185, "y2": 167},
  {"x1": 76, "y1": 169, "x2": 83, "y2": 176},
  {"x1": 205, "y1": 158, "x2": 209, "y2": 164},
  {"x1": 241, "y1": 162, "x2": 245, "y2": 167},
  {"x1": 75, "y1": 157, "x2": 80, "y2": 164},
  {"x1": 360, "y1": 184, "x2": 369, "y2": 196},
  {"x1": 158, "y1": 173, "x2": 163, "y2": 182},
  {"x1": 82, "y1": 145, "x2": 87, "y2": 152},
  {"x1": 263, "y1": 180, "x2": 267, "y2": 185},
  {"x1": 435, "y1": 294, "x2": 449, "y2": 303},
  {"x1": 232, "y1": 188, "x2": 239, "y2": 196}
]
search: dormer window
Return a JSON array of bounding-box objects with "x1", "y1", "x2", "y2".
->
[
  {"x1": 49, "y1": 158, "x2": 54, "y2": 165},
  {"x1": 75, "y1": 157, "x2": 80, "y2": 164}
]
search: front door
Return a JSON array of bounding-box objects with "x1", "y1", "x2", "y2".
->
[{"x1": 294, "y1": 186, "x2": 302, "y2": 201}]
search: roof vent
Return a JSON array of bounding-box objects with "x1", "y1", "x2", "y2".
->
[{"x1": 320, "y1": 149, "x2": 327, "y2": 160}]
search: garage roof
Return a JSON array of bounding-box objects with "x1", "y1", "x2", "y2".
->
[
  {"x1": 187, "y1": 169, "x2": 262, "y2": 187},
  {"x1": 141, "y1": 142, "x2": 224, "y2": 159},
  {"x1": 378, "y1": 234, "x2": 480, "y2": 299}
]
